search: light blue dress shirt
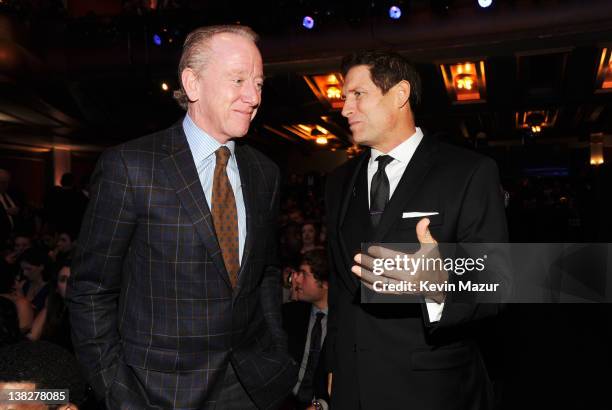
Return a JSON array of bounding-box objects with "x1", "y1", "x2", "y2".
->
[{"x1": 182, "y1": 114, "x2": 247, "y2": 264}]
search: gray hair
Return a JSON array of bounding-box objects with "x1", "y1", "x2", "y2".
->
[{"x1": 173, "y1": 25, "x2": 259, "y2": 110}]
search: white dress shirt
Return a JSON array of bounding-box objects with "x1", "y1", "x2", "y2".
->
[
  {"x1": 293, "y1": 306, "x2": 328, "y2": 395},
  {"x1": 182, "y1": 114, "x2": 247, "y2": 264},
  {"x1": 368, "y1": 127, "x2": 444, "y2": 322}
]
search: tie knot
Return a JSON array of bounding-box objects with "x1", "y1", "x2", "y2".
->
[
  {"x1": 315, "y1": 312, "x2": 325, "y2": 322},
  {"x1": 215, "y1": 146, "x2": 231, "y2": 167},
  {"x1": 376, "y1": 155, "x2": 394, "y2": 170}
]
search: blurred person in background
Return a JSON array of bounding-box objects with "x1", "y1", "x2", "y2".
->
[
  {"x1": 27, "y1": 264, "x2": 72, "y2": 352},
  {"x1": 282, "y1": 249, "x2": 330, "y2": 410},
  {"x1": 19, "y1": 248, "x2": 51, "y2": 314},
  {"x1": 0, "y1": 259, "x2": 32, "y2": 336},
  {"x1": 47, "y1": 231, "x2": 76, "y2": 271},
  {"x1": 300, "y1": 221, "x2": 324, "y2": 255}
]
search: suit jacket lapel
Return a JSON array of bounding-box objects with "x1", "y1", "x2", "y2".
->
[
  {"x1": 338, "y1": 152, "x2": 369, "y2": 230},
  {"x1": 372, "y1": 134, "x2": 437, "y2": 243},
  {"x1": 160, "y1": 123, "x2": 232, "y2": 289},
  {"x1": 233, "y1": 143, "x2": 256, "y2": 293},
  {"x1": 337, "y1": 152, "x2": 369, "y2": 293}
]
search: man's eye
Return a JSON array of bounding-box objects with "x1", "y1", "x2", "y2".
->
[
  {"x1": 354, "y1": 91, "x2": 362, "y2": 97},
  {"x1": 255, "y1": 82, "x2": 264, "y2": 90},
  {"x1": 233, "y1": 79, "x2": 243, "y2": 85}
]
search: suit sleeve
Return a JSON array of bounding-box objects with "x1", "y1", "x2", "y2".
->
[
  {"x1": 323, "y1": 177, "x2": 338, "y2": 373},
  {"x1": 66, "y1": 148, "x2": 137, "y2": 398},
  {"x1": 259, "y1": 168, "x2": 289, "y2": 352},
  {"x1": 428, "y1": 156, "x2": 511, "y2": 331}
]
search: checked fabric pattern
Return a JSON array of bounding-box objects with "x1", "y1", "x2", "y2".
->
[{"x1": 212, "y1": 146, "x2": 240, "y2": 288}]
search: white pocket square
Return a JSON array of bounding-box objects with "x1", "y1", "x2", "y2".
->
[{"x1": 402, "y1": 212, "x2": 439, "y2": 218}]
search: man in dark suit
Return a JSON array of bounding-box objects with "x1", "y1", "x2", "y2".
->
[
  {"x1": 67, "y1": 25, "x2": 297, "y2": 410},
  {"x1": 282, "y1": 249, "x2": 330, "y2": 410},
  {"x1": 324, "y1": 51, "x2": 511, "y2": 410}
]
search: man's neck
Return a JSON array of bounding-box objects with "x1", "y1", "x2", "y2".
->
[
  {"x1": 313, "y1": 298, "x2": 328, "y2": 311},
  {"x1": 186, "y1": 110, "x2": 231, "y2": 145},
  {"x1": 372, "y1": 125, "x2": 417, "y2": 154}
]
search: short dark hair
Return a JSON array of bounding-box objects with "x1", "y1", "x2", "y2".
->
[
  {"x1": 341, "y1": 50, "x2": 422, "y2": 109},
  {"x1": 19, "y1": 247, "x2": 52, "y2": 282},
  {"x1": 301, "y1": 249, "x2": 329, "y2": 284},
  {"x1": 60, "y1": 172, "x2": 74, "y2": 187}
]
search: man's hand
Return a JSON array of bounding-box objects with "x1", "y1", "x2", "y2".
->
[{"x1": 351, "y1": 218, "x2": 448, "y2": 303}]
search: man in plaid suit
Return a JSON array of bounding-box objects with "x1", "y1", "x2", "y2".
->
[{"x1": 67, "y1": 25, "x2": 298, "y2": 409}]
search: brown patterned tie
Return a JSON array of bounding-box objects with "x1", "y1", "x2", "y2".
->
[{"x1": 211, "y1": 146, "x2": 239, "y2": 288}]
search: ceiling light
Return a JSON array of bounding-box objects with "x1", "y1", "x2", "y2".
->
[
  {"x1": 389, "y1": 6, "x2": 402, "y2": 19},
  {"x1": 302, "y1": 16, "x2": 315, "y2": 29}
]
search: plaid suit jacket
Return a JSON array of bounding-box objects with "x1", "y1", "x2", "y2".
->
[{"x1": 67, "y1": 122, "x2": 298, "y2": 409}]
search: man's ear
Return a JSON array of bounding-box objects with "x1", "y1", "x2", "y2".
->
[
  {"x1": 395, "y1": 80, "x2": 411, "y2": 109},
  {"x1": 181, "y1": 68, "x2": 200, "y2": 103}
]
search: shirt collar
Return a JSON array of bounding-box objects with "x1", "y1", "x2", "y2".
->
[
  {"x1": 370, "y1": 127, "x2": 424, "y2": 165},
  {"x1": 311, "y1": 305, "x2": 328, "y2": 316},
  {"x1": 182, "y1": 114, "x2": 236, "y2": 164}
]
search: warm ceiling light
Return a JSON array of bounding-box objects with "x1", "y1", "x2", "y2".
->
[
  {"x1": 281, "y1": 124, "x2": 338, "y2": 144},
  {"x1": 455, "y1": 73, "x2": 475, "y2": 90},
  {"x1": 440, "y1": 61, "x2": 486, "y2": 103},
  {"x1": 530, "y1": 125, "x2": 542, "y2": 134},
  {"x1": 595, "y1": 48, "x2": 612, "y2": 92},
  {"x1": 516, "y1": 110, "x2": 557, "y2": 131},
  {"x1": 304, "y1": 73, "x2": 345, "y2": 109},
  {"x1": 326, "y1": 86, "x2": 342, "y2": 100},
  {"x1": 161, "y1": 82, "x2": 169, "y2": 91},
  {"x1": 590, "y1": 134, "x2": 605, "y2": 166},
  {"x1": 315, "y1": 125, "x2": 329, "y2": 135},
  {"x1": 297, "y1": 124, "x2": 312, "y2": 133}
]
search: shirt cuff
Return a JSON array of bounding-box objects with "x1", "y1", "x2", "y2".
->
[{"x1": 424, "y1": 299, "x2": 444, "y2": 322}]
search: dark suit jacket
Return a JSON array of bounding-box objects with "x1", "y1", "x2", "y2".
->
[
  {"x1": 67, "y1": 122, "x2": 298, "y2": 409},
  {"x1": 324, "y1": 134, "x2": 510, "y2": 410},
  {"x1": 282, "y1": 301, "x2": 329, "y2": 409}
]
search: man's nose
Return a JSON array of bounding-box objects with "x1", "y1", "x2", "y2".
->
[
  {"x1": 242, "y1": 81, "x2": 260, "y2": 106},
  {"x1": 341, "y1": 99, "x2": 353, "y2": 118}
]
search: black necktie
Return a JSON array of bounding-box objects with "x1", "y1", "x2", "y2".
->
[
  {"x1": 370, "y1": 155, "x2": 394, "y2": 228},
  {"x1": 297, "y1": 312, "x2": 325, "y2": 403}
]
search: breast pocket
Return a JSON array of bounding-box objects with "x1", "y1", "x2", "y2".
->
[{"x1": 398, "y1": 212, "x2": 444, "y2": 230}]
